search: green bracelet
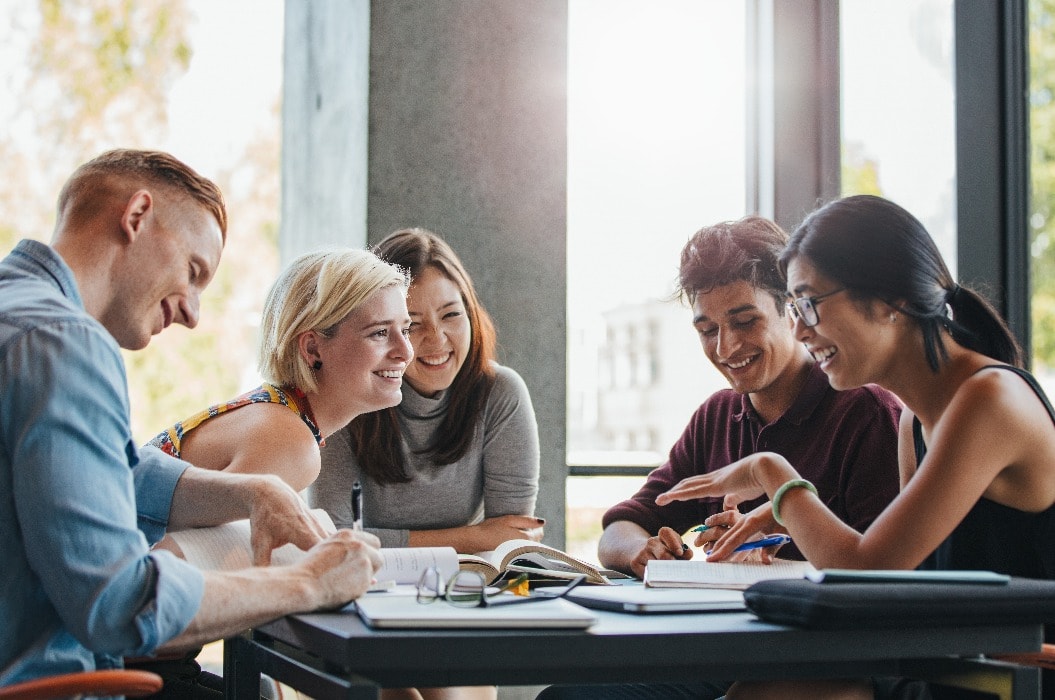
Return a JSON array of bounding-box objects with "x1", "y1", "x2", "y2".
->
[{"x1": 771, "y1": 478, "x2": 818, "y2": 526}]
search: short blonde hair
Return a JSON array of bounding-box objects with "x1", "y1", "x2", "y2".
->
[{"x1": 258, "y1": 248, "x2": 410, "y2": 392}]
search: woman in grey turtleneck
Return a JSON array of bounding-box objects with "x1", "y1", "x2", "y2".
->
[{"x1": 311, "y1": 228, "x2": 542, "y2": 553}]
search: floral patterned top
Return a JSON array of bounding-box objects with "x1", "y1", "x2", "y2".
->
[{"x1": 149, "y1": 382, "x2": 323, "y2": 458}]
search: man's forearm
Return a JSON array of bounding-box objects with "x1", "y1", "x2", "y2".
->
[
  {"x1": 159, "y1": 530, "x2": 380, "y2": 653},
  {"x1": 167, "y1": 466, "x2": 284, "y2": 530},
  {"x1": 158, "y1": 567, "x2": 317, "y2": 652},
  {"x1": 597, "y1": 520, "x2": 650, "y2": 574}
]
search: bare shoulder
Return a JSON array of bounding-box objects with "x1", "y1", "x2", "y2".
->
[
  {"x1": 181, "y1": 402, "x2": 321, "y2": 490},
  {"x1": 957, "y1": 366, "x2": 1055, "y2": 510},
  {"x1": 960, "y1": 366, "x2": 1050, "y2": 421}
]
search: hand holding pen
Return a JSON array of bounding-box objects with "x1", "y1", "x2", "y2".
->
[
  {"x1": 656, "y1": 526, "x2": 693, "y2": 560},
  {"x1": 696, "y1": 502, "x2": 788, "y2": 562},
  {"x1": 628, "y1": 526, "x2": 693, "y2": 579}
]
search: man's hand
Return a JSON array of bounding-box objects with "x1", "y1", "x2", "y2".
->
[
  {"x1": 303, "y1": 529, "x2": 384, "y2": 608},
  {"x1": 628, "y1": 526, "x2": 692, "y2": 579},
  {"x1": 248, "y1": 478, "x2": 332, "y2": 566}
]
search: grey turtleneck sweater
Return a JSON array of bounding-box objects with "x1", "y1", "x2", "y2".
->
[{"x1": 309, "y1": 364, "x2": 540, "y2": 547}]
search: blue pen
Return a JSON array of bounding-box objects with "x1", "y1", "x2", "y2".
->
[
  {"x1": 351, "y1": 480, "x2": 363, "y2": 532},
  {"x1": 731, "y1": 534, "x2": 791, "y2": 552},
  {"x1": 691, "y1": 524, "x2": 711, "y2": 533}
]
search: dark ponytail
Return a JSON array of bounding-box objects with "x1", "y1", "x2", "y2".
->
[{"x1": 943, "y1": 284, "x2": 1023, "y2": 368}]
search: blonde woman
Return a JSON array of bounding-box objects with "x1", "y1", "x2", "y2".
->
[{"x1": 150, "y1": 247, "x2": 413, "y2": 492}]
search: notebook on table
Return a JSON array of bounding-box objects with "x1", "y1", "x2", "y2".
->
[
  {"x1": 565, "y1": 584, "x2": 745, "y2": 614},
  {"x1": 354, "y1": 592, "x2": 597, "y2": 629}
]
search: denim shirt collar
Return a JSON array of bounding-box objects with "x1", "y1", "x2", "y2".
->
[{"x1": 9, "y1": 239, "x2": 84, "y2": 310}]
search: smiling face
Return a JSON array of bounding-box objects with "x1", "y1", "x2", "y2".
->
[
  {"x1": 785, "y1": 256, "x2": 899, "y2": 390},
  {"x1": 312, "y1": 284, "x2": 413, "y2": 416},
  {"x1": 104, "y1": 193, "x2": 223, "y2": 350},
  {"x1": 403, "y1": 265, "x2": 472, "y2": 397},
  {"x1": 691, "y1": 280, "x2": 803, "y2": 400}
]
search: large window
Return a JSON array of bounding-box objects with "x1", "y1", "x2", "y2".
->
[
  {"x1": 565, "y1": 0, "x2": 748, "y2": 557},
  {"x1": 566, "y1": 0, "x2": 748, "y2": 470},
  {"x1": 1031, "y1": 0, "x2": 1055, "y2": 382},
  {"x1": 840, "y1": 0, "x2": 957, "y2": 270}
]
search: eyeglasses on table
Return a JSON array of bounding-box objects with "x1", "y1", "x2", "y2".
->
[{"x1": 416, "y1": 567, "x2": 587, "y2": 608}]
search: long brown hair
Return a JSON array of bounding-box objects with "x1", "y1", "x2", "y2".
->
[{"x1": 349, "y1": 228, "x2": 498, "y2": 483}]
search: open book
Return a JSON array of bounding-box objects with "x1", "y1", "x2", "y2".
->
[
  {"x1": 165, "y1": 510, "x2": 459, "y2": 587},
  {"x1": 459, "y1": 539, "x2": 626, "y2": 586},
  {"x1": 644, "y1": 558, "x2": 816, "y2": 590}
]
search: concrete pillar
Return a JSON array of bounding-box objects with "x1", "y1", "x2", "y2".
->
[
  {"x1": 368, "y1": 1, "x2": 569, "y2": 546},
  {"x1": 282, "y1": 0, "x2": 569, "y2": 545},
  {"x1": 281, "y1": 0, "x2": 371, "y2": 259}
]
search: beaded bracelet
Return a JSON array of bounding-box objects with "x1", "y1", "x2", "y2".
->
[{"x1": 771, "y1": 478, "x2": 818, "y2": 526}]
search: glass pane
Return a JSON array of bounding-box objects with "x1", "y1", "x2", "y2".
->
[
  {"x1": 566, "y1": 0, "x2": 748, "y2": 470},
  {"x1": 840, "y1": 0, "x2": 957, "y2": 272}
]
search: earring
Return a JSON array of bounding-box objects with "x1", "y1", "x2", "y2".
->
[
  {"x1": 889, "y1": 313, "x2": 897, "y2": 323},
  {"x1": 312, "y1": 360, "x2": 323, "y2": 371}
]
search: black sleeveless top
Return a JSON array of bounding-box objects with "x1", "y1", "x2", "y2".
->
[{"x1": 914, "y1": 365, "x2": 1055, "y2": 580}]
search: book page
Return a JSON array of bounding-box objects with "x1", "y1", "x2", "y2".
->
[
  {"x1": 376, "y1": 546, "x2": 459, "y2": 584},
  {"x1": 645, "y1": 559, "x2": 816, "y2": 590},
  {"x1": 458, "y1": 553, "x2": 501, "y2": 581},
  {"x1": 168, "y1": 510, "x2": 336, "y2": 570},
  {"x1": 481, "y1": 539, "x2": 611, "y2": 585},
  {"x1": 168, "y1": 510, "x2": 457, "y2": 585}
]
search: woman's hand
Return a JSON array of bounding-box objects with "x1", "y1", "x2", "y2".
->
[
  {"x1": 460, "y1": 514, "x2": 545, "y2": 552},
  {"x1": 700, "y1": 502, "x2": 784, "y2": 562},
  {"x1": 656, "y1": 453, "x2": 780, "y2": 509}
]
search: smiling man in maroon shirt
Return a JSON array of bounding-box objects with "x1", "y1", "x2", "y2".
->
[{"x1": 598, "y1": 216, "x2": 902, "y2": 578}]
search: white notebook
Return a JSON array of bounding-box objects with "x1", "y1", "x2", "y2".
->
[
  {"x1": 644, "y1": 559, "x2": 816, "y2": 590},
  {"x1": 354, "y1": 592, "x2": 597, "y2": 629}
]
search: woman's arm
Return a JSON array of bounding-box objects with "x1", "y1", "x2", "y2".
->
[
  {"x1": 479, "y1": 367, "x2": 540, "y2": 518},
  {"x1": 660, "y1": 370, "x2": 1048, "y2": 570}
]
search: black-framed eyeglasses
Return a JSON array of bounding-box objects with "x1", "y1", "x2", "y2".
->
[
  {"x1": 416, "y1": 567, "x2": 587, "y2": 608},
  {"x1": 786, "y1": 288, "x2": 846, "y2": 328}
]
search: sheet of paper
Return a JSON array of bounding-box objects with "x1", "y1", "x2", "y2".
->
[
  {"x1": 168, "y1": 516, "x2": 325, "y2": 570},
  {"x1": 376, "y1": 546, "x2": 460, "y2": 584},
  {"x1": 168, "y1": 510, "x2": 457, "y2": 585}
]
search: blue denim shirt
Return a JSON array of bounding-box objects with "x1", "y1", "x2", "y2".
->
[{"x1": 0, "y1": 240, "x2": 204, "y2": 685}]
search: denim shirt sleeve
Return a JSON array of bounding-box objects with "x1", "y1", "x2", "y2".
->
[
  {"x1": 133, "y1": 445, "x2": 190, "y2": 545},
  {"x1": 3, "y1": 315, "x2": 204, "y2": 657}
]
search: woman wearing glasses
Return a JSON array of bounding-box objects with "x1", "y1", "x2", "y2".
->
[{"x1": 658, "y1": 194, "x2": 1055, "y2": 700}]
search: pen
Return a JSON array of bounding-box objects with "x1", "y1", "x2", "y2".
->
[
  {"x1": 731, "y1": 534, "x2": 791, "y2": 553},
  {"x1": 351, "y1": 480, "x2": 363, "y2": 532},
  {"x1": 692, "y1": 524, "x2": 731, "y2": 532}
]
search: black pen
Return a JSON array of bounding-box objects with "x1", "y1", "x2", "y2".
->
[{"x1": 351, "y1": 480, "x2": 363, "y2": 532}]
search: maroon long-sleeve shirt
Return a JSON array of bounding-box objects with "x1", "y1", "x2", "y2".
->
[{"x1": 603, "y1": 362, "x2": 902, "y2": 560}]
